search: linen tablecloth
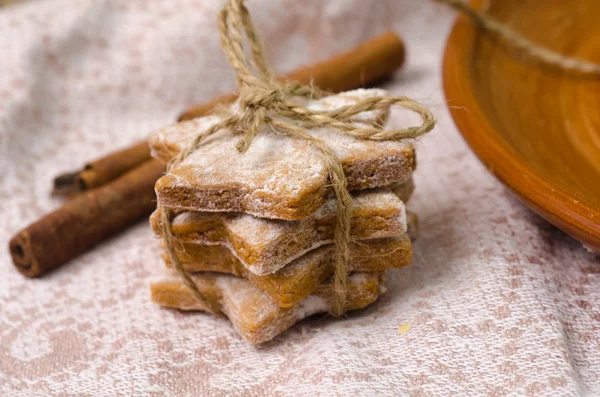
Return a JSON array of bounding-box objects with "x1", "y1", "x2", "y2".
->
[{"x1": 1, "y1": 0, "x2": 599, "y2": 395}]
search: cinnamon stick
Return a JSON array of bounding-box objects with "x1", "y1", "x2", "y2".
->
[
  {"x1": 178, "y1": 30, "x2": 405, "y2": 121},
  {"x1": 10, "y1": 160, "x2": 165, "y2": 277},
  {"x1": 53, "y1": 141, "x2": 151, "y2": 195}
]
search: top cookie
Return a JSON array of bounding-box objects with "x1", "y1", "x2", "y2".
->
[{"x1": 150, "y1": 89, "x2": 415, "y2": 220}]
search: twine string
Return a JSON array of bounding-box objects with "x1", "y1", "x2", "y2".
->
[
  {"x1": 438, "y1": 0, "x2": 600, "y2": 76},
  {"x1": 160, "y1": 0, "x2": 435, "y2": 316}
]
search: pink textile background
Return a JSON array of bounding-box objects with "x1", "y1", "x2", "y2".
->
[{"x1": 1, "y1": 0, "x2": 599, "y2": 395}]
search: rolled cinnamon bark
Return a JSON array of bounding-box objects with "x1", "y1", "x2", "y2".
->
[
  {"x1": 10, "y1": 160, "x2": 165, "y2": 277},
  {"x1": 53, "y1": 141, "x2": 151, "y2": 195},
  {"x1": 178, "y1": 31, "x2": 405, "y2": 120}
]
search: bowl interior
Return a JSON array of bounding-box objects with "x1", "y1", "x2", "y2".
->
[{"x1": 443, "y1": 0, "x2": 600, "y2": 250}]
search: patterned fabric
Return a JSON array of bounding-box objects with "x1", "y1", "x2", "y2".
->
[{"x1": 1, "y1": 0, "x2": 599, "y2": 395}]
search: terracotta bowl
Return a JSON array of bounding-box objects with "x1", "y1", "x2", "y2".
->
[{"x1": 443, "y1": 0, "x2": 600, "y2": 251}]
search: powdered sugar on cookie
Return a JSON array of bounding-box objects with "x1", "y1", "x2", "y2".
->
[{"x1": 150, "y1": 89, "x2": 415, "y2": 220}]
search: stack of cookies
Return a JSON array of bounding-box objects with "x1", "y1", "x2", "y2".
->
[{"x1": 148, "y1": 89, "x2": 419, "y2": 344}]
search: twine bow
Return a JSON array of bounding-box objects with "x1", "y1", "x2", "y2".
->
[{"x1": 160, "y1": 0, "x2": 435, "y2": 317}]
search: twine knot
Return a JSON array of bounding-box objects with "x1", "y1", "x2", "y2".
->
[
  {"x1": 239, "y1": 86, "x2": 283, "y2": 110},
  {"x1": 160, "y1": 0, "x2": 435, "y2": 317}
]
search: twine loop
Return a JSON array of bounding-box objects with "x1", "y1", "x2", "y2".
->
[{"x1": 160, "y1": 0, "x2": 435, "y2": 317}]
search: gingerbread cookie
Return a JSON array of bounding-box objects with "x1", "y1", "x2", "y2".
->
[
  {"x1": 151, "y1": 186, "x2": 407, "y2": 275},
  {"x1": 406, "y1": 210, "x2": 419, "y2": 241},
  {"x1": 150, "y1": 89, "x2": 415, "y2": 220},
  {"x1": 391, "y1": 177, "x2": 415, "y2": 204},
  {"x1": 151, "y1": 270, "x2": 386, "y2": 344},
  {"x1": 162, "y1": 235, "x2": 410, "y2": 308}
]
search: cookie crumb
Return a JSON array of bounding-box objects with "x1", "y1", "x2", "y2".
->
[{"x1": 398, "y1": 322, "x2": 411, "y2": 335}]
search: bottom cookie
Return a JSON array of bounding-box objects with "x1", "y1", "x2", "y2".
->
[{"x1": 151, "y1": 271, "x2": 386, "y2": 344}]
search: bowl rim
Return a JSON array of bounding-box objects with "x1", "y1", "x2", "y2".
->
[{"x1": 442, "y1": 0, "x2": 600, "y2": 251}]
